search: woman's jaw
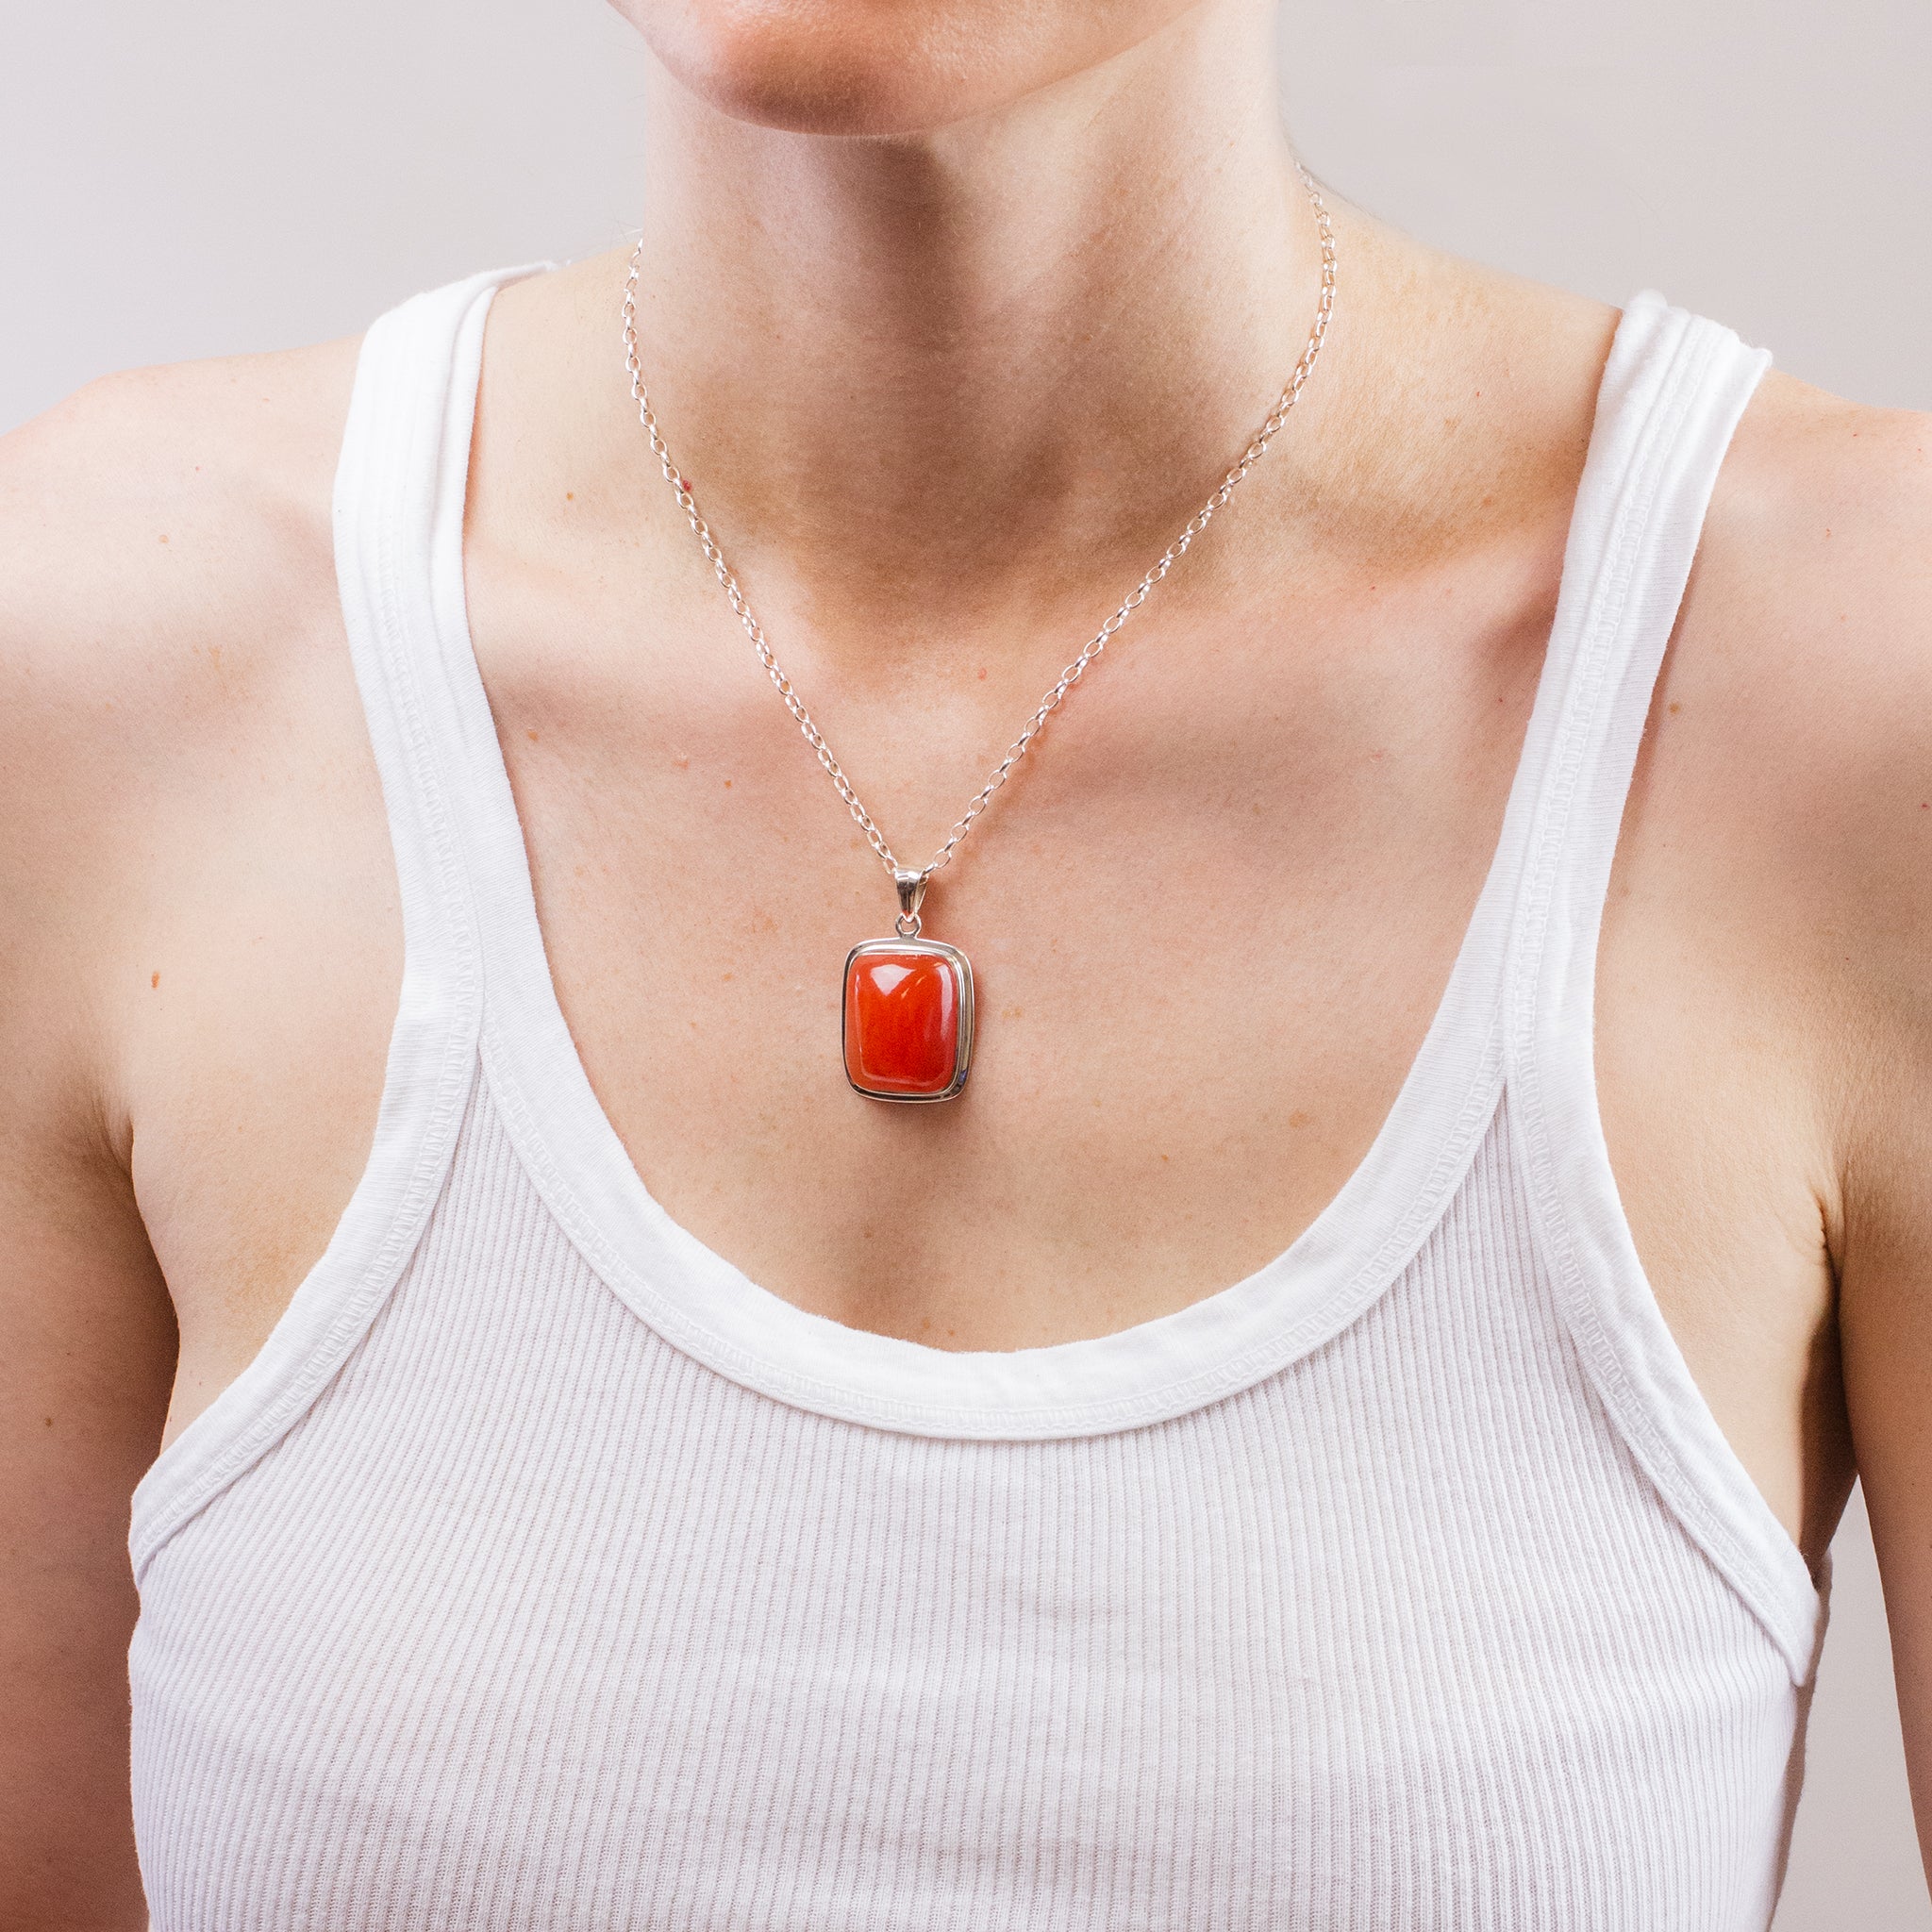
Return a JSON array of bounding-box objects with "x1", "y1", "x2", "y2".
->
[{"x1": 612, "y1": 0, "x2": 1226, "y2": 139}]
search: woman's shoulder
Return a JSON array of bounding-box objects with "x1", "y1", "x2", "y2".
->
[
  {"x1": 0, "y1": 332, "x2": 361, "y2": 692},
  {"x1": 1618, "y1": 314, "x2": 1932, "y2": 1248},
  {"x1": 1401, "y1": 234, "x2": 1932, "y2": 1231},
  {"x1": 1422, "y1": 238, "x2": 1932, "y2": 805},
  {"x1": 1685, "y1": 359, "x2": 1932, "y2": 879},
  {"x1": 0, "y1": 335, "x2": 360, "y2": 864},
  {"x1": 0, "y1": 334, "x2": 372, "y2": 1117}
]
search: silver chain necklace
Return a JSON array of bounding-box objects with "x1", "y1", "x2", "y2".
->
[{"x1": 621, "y1": 161, "x2": 1338, "y2": 1103}]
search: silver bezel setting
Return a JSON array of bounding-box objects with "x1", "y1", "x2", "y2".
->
[{"x1": 841, "y1": 938, "x2": 975, "y2": 1104}]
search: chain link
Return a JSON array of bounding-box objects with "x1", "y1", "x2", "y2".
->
[{"x1": 621, "y1": 161, "x2": 1338, "y2": 892}]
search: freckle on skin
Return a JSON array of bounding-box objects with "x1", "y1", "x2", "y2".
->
[
  {"x1": 151, "y1": 971, "x2": 160, "y2": 989},
  {"x1": 1669, "y1": 701, "x2": 1681, "y2": 715},
  {"x1": 526, "y1": 728, "x2": 539, "y2": 741},
  {"x1": 1289, "y1": 1108, "x2": 1312, "y2": 1129},
  {"x1": 158, "y1": 533, "x2": 169, "y2": 544},
  {"x1": 724, "y1": 778, "x2": 733, "y2": 789}
]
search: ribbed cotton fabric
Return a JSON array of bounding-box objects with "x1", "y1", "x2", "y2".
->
[{"x1": 127, "y1": 273, "x2": 1830, "y2": 1931}]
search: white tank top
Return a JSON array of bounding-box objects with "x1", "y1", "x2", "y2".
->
[{"x1": 128, "y1": 270, "x2": 1829, "y2": 1930}]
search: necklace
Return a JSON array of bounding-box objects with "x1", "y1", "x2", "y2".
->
[{"x1": 622, "y1": 163, "x2": 1337, "y2": 1103}]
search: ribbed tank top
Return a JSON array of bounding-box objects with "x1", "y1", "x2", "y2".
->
[{"x1": 127, "y1": 271, "x2": 1830, "y2": 1930}]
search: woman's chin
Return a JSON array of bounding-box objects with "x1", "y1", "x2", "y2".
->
[
  {"x1": 629, "y1": 4, "x2": 1011, "y2": 138},
  {"x1": 616, "y1": 0, "x2": 1201, "y2": 140}
]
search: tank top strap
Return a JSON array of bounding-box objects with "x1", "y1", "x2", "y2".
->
[
  {"x1": 1500, "y1": 293, "x2": 1824, "y2": 1681},
  {"x1": 1505, "y1": 291, "x2": 1771, "y2": 1003},
  {"x1": 127, "y1": 271, "x2": 548, "y2": 1574},
  {"x1": 335, "y1": 264, "x2": 549, "y2": 961}
]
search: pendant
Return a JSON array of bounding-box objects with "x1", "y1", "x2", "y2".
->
[{"x1": 842, "y1": 870, "x2": 975, "y2": 1104}]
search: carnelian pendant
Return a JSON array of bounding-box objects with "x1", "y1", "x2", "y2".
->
[{"x1": 841, "y1": 871, "x2": 974, "y2": 1104}]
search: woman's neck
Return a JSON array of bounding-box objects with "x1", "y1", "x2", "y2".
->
[{"x1": 588, "y1": 0, "x2": 1330, "y2": 655}]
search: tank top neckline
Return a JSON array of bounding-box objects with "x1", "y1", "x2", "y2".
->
[
  {"x1": 129, "y1": 265, "x2": 1824, "y2": 1680},
  {"x1": 358, "y1": 270, "x2": 1654, "y2": 1439}
]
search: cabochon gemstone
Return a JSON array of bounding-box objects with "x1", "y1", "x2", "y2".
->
[{"x1": 844, "y1": 949, "x2": 963, "y2": 1098}]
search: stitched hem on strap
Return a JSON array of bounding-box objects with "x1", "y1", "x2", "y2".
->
[
  {"x1": 124, "y1": 274, "x2": 528, "y2": 1577},
  {"x1": 1506, "y1": 291, "x2": 1825, "y2": 1686}
]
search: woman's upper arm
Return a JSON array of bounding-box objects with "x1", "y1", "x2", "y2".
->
[
  {"x1": 0, "y1": 1092, "x2": 175, "y2": 1925},
  {"x1": 0, "y1": 394, "x2": 182, "y2": 1927},
  {"x1": 1841, "y1": 1047, "x2": 1932, "y2": 1886},
  {"x1": 1802, "y1": 404, "x2": 1932, "y2": 1888}
]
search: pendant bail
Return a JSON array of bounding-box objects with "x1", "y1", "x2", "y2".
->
[{"x1": 893, "y1": 867, "x2": 927, "y2": 939}]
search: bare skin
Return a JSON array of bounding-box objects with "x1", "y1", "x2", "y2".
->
[{"x1": 3, "y1": 0, "x2": 1930, "y2": 1918}]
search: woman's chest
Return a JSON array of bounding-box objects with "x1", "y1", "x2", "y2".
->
[
  {"x1": 134, "y1": 547, "x2": 1840, "y2": 1560},
  {"x1": 131, "y1": 1111, "x2": 1804, "y2": 1930}
]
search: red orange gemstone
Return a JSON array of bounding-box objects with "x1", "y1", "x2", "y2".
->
[{"x1": 843, "y1": 944, "x2": 971, "y2": 1100}]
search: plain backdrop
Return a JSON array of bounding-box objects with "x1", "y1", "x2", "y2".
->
[{"x1": 4, "y1": 3, "x2": 1928, "y2": 1924}]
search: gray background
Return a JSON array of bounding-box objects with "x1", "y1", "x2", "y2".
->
[{"x1": 3, "y1": 3, "x2": 1926, "y2": 1923}]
